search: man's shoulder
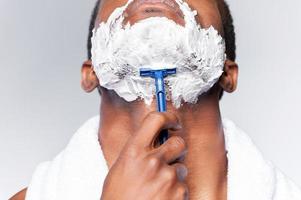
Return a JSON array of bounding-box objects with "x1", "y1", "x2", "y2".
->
[{"x1": 9, "y1": 188, "x2": 27, "y2": 200}]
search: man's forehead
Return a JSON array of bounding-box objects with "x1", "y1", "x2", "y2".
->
[{"x1": 95, "y1": 0, "x2": 223, "y2": 35}]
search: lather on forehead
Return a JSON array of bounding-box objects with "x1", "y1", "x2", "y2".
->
[{"x1": 95, "y1": 0, "x2": 224, "y2": 35}]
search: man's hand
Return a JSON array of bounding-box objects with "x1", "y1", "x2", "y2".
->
[{"x1": 101, "y1": 112, "x2": 188, "y2": 200}]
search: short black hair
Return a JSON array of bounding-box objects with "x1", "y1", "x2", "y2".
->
[
  {"x1": 218, "y1": 0, "x2": 236, "y2": 61},
  {"x1": 87, "y1": 0, "x2": 236, "y2": 61},
  {"x1": 87, "y1": 0, "x2": 101, "y2": 60}
]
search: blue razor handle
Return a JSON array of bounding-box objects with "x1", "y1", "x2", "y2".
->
[{"x1": 140, "y1": 68, "x2": 177, "y2": 145}]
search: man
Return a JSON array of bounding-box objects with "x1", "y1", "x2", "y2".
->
[{"x1": 10, "y1": 0, "x2": 301, "y2": 199}]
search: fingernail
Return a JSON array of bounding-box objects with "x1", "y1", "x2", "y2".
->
[
  {"x1": 179, "y1": 150, "x2": 188, "y2": 160},
  {"x1": 177, "y1": 166, "x2": 188, "y2": 181},
  {"x1": 175, "y1": 124, "x2": 182, "y2": 130}
]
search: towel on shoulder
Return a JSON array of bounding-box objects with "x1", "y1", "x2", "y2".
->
[{"x1": 25, "y1": 116, "x2": 301, "y2": 200}]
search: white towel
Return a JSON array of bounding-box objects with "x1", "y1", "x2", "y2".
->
[{"x1": 25, "y1": 116, "x2": 301, "y2": 200}]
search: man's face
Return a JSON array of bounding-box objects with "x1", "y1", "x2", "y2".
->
[
  {"x1": 96, "y1": 0, "x2": 223, "y2": 35},
  {"x1": 82, "y1": 0, "x2": 238, "y2": 105},
  {"x1": 88, "y1": 0, "x2": 228, "y2": 107}
]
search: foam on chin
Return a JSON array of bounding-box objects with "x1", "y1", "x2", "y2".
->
[{"x1": 91, "y1": 0, "x2": 226, "y2": 108}]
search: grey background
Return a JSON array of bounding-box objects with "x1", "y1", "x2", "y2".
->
[{"x1": 0, "y1": 0, "x2": 300, "y2": 199}]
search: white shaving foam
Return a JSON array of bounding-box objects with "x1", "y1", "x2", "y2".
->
[{"x1": 91, "y1": 0, "x2": 226, "y2": 108}]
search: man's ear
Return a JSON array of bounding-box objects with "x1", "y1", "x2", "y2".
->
[
  {"x1": 81, "y1": 60, "x2": 99, "y2": 93},
  {"x1": 219, "y1": 59, "x2": 238, "y2": 93}
]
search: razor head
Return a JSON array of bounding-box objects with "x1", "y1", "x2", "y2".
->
[{"x1": 140, "y1": 68, "x2": 177, "y2": 78}]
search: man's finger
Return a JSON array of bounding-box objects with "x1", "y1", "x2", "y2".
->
[
  {"x1": 156, "y1": 136, "x2": 187, "y2": 164},
  {"x1": 172, "y1": 163, "x2": 188, "y2": 182},
  {"x1": 131, "y1": 112, "x2": 181, "y2": 148}
]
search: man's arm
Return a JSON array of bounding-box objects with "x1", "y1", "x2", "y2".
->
[{"x1": 9, "y1": 188, "x2": 27, "y2": 200}]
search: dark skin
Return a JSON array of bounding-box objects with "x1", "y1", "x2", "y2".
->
[{"x1": 11, "y1": 0, "x2": 238, "y2": 199}]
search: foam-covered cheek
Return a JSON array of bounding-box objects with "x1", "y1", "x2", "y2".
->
[{"x1": 91, "y1": 0, "x2": 226, "y2": 108}]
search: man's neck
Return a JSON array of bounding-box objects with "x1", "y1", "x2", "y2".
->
[
  {"x1": 178, "y1": 100, "x2": 227, "y2": 199},
  {"x1": 98, "y1": 92, "x2": 227, "y2": 200}
]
